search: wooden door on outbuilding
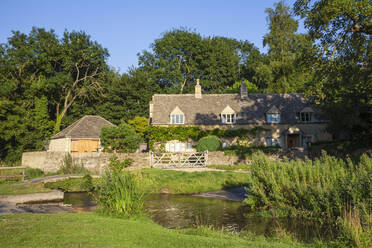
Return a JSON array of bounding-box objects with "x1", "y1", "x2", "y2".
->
[{"x1": 70, "y1": 139, "x2": 99, "y2": 153}]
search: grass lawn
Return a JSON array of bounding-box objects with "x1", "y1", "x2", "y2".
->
[
  {"x1": 0, "y1": 182, "x2": 52, "y2": 195},
  {"x1": 45, "y1": 169, "x2": 249, "y2": 194},
  {"x1": 0, "y1": 213, "x2": 317, "y2": 248},
  {"x1": 139, "y1": 168, "x2": 248, "y2": 193},
  {"x1": 208, "y1": 164, "x2": 250, "y2": 171}
]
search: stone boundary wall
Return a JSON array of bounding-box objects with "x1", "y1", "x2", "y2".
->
[
  {"x1": 22, "y1": 152, "x2": 150, "y2": 174},
  {"x1": 22, "y1": 151, "x2": 251, "y2": 173}
]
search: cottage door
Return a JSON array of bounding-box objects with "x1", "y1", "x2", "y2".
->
[{"x1": 287, "y1": 134, "x2": 299, "y2": 148}]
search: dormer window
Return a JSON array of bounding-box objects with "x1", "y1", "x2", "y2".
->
[
  {"x1": 222, "y1": 114, "x2": 236, "y2": 124},
  {"x1": 221, "y1": 105, "x2": 236, "y2": 124},
  {"x1": 170, "y1": 106, "x2": 184, "y2": 124},
  {"x1": 170, "y1": 114, "x2": 184, "y2": 124},
  {"x1": 299, "y1": 112, "x2": 312, "y2": 122},
  {"x1": 266, "y1": 106, "x2": 280, "y2": 123},
  {"x1": 297, "y1": 107, "x2": 314, "y2": 123},
  {"x1": 267, "y1": 113, "x2": 280, "y2": 123}
]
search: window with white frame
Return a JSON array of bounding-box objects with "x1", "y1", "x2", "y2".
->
[
  {"x1": 221, "y1": 114, "x2": 236, "y2": 124},
  {"x1": 302, "y1": 136, "x2": 312, "y2": 147},
  {"x1": 297, "y1": 112, "x2": 313, "y2": 123},
  {"x1": 170, "y1": 114, "x2": 184, "y2": 124},
  {"x1": 165, "y1": 142, "x2": 191, "y2": 152},
  {"x1": 266, "y1": 113, "x2": 280, "y2": 123},
  {"x1": 265, "y1": 137, "x2": 281, "y2": 147}
]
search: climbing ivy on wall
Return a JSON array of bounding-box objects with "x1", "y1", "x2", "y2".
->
[{"x1": 148, "y1": 126, "x2": 268, "y2": 150}]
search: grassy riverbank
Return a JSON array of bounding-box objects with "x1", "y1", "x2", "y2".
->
[
  {"x1": 0, "y1": 182, "x2": 52, "y2": 195},
  {"x1": 44, "y1": 169, "x2": 249, "y2": 194},
  {"x1": 0, "y1": 213, "x2": 321, "y2": 248}
]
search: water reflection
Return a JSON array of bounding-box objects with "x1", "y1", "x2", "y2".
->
[{"x1": 64, "y1": 192, "x2": 335, "y2": 241}]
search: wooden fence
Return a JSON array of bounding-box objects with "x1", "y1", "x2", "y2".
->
[
  {"x1": 0, "y1": 166, "x2": 26, "y2": 181},
  {"x1": 150, "y1": 151, "x2": 208, "y2": 168}
]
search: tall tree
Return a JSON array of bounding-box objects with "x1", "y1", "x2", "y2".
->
[
  {"x1": 261, "y1": 1, "x2": 315, "y2": 93},
  {"x1": 138, "y1": 28, "x2": 262, "y2": 93},
  {"x1": 294, "y1": 0, "x2": 372, "y2": 142},
  {"x1": 0, "y1": 27, "x2": 109, "y2": 161}
]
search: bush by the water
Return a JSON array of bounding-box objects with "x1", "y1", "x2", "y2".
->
[
  {"x1": 95, "y1": 158, "x2": 144, "y2": 217},
  {"x1": 244, "y1": 151, "x2": 372, "y2": 247},
  {"x1": 196, "y1": 135, "x2": 221, "y2": 152}
]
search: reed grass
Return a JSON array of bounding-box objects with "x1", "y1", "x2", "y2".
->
[
  {"x1": 244, "y1": 151, "x2": 372, "y2": 247},
  {"x1": 95, "y1": 170, "x2": 144, "y2": 218}
]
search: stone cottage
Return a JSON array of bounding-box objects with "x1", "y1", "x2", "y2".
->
[
  {"x1": 149, "y1": 79, "x2": 332, "y2": 152},
  {"x1": 49, "y1": 115, "x2": 114, "y2": 153}
]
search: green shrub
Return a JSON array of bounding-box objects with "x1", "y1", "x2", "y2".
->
[
  {"x1": 100, "y1": 123, "x2": 143, "y2": 153},
  {"x1": 95, "y1": 158, "x2": 144, "y2": 218},
  {"x1": 25, "y1": 168, "x2": 44, "y2": 179},
  {"x1": 58, "y1": 154, "x2": 89, "y2": 174},
  {"x1": 196, "y1": 135, "x2": 221, "y2": 152},
  {"x1": 81, "y1": 174, "x2": 94, "y2": 191},
  {"x1": 244, "y1": 152, "x2": 372, "y2": 219},
  {"x1": 95, "y1": 170, "x2": 144, "y2": 218},
  {"x1": 108, "y1": 156, "x2": 133, "y2": 173}
]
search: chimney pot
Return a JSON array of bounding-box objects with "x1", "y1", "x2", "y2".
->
[
  {"x1": 195, "y1": 79, "x2": 202, "y2": 98},
  {"x1": 240, "y1": 80, "x2": 248, "y2": 99}
]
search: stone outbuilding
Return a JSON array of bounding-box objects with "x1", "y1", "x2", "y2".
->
[{"x1": 49, "y1": 115, "x2": 114, "y2": 153}]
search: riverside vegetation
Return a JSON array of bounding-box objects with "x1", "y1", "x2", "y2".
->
[{"x1": 244, "y1": 152, "x2": 372, "y2": 248}]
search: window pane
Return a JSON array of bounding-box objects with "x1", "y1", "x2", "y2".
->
[
  {"x1": 176, "y1": 115, "x2": 179, "y2": 123},
  {"x1": 266, "y1": 138, "x2": 271, "y2": 146},
  {"x1": 187, "y1": 142, "x2": 192, "y2": 150},
  {"x1": 180, "y1": 115, "x2": 184, "y2": 123},
  {"x1": 221, "y1": 114, "x2": 226, "y2": 123}
]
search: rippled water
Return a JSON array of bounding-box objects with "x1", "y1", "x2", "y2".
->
[{"x1": 64, "y1": 192, "x2": 336, "y2": 241}]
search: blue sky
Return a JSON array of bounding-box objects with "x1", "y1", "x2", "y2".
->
[{"x1": 0, "y1": 0, "x2": 303, "y2": 73}]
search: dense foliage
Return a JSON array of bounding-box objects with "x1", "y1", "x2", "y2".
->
[
  {"x1": 245, "y1": 152, "x2": 372, "y2": 217},
  {"x1": 100, "y1": 123, "x2": 143, "y2": 153},
  {"x1": 196, "y1": 136, "x2": 221, "y2": 152},
  {"x1": 244, "y1": 152, "x2": 372, "y2": 247}
]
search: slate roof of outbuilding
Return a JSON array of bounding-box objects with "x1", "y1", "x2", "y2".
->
[
  {"x1": 150, "y1": 93, "x2": 324, "y2": 125},
  {"x1": 51, "y1": 115, "x2": 115, "y2": 139}
]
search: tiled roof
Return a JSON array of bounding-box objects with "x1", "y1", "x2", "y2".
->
[
  {"x1": 51, "y1": 115, "x2": 115, "y2": 139},
  {"x1": 151, "y1": 93, "x2": 324, "y2": 125}
]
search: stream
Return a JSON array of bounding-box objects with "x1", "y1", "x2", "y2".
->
[{"x1": 64, "y1": 192, "x2": 336, "y2": 242}]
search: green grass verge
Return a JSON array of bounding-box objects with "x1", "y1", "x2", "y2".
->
[
  {"x1": 0, "y1": 213, "x2": 318, "y2": 248},
  {"x1": 0, "y1": 182, "x2": 52, "y2": 195},
  {"x1": 45, "y1": 169, "x2": 249, "y2": 194},
  {"x1": 208, "y1": 164, "x2": 250, "y2": 171},
  {"x1": 139, "y1": 168, "x2": 248, "y2": 193}
]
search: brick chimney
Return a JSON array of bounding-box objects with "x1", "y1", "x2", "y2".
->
[
  {"x1": 240, "y1": 80, "x2": 248, "y2": 99},
  {"x1": 195, "y1": 79, "x2": 202, "y2": 98}
]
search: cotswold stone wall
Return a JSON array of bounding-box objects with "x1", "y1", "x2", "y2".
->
[
  {"x1": 22, "y1": 152, "x2": 150, "y2": 174},
  {"x1": 22, "y1": 151, "x2": 253, "y2": 173},
  {"x1": 207, "y1": 151, "x2": 252, "y2": 165}
]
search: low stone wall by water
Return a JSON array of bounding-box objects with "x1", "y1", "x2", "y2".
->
[
  {"x1": 22, "y1": 151, "x2": 150, "y2": 173},
  {"x1": 22, "y1": 151, "x2": 251, "y2": 173}
]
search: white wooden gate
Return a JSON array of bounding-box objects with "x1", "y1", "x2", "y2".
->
[{"x1": 150, "y1": 151, "x2": 208, "y2": 168}]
